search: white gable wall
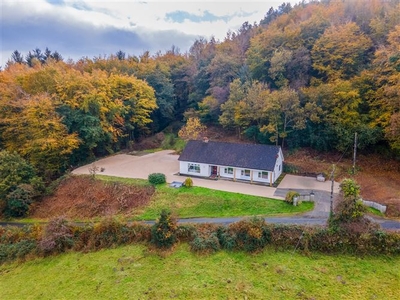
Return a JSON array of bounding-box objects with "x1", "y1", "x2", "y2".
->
[{"x1": 272, "y1": 148, "x2": 284, "y2": 181}]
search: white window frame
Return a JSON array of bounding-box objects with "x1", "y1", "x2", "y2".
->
[
  {"x1": 258, "y1": 171, "x2": 268, "y2": 179},
  {"x1": 224, "y1": 167, "x2": 233, "y2": 174},
  {"x1": 241, "y1": 169, "x2": 250, "y2": 177},
  {"x1": 188, "y1": 163, "x2": 200, "y2": 173}
]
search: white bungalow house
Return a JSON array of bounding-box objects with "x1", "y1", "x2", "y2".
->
[{"x1": 178, "y1": 139, "x2": 284, "y2": 186}]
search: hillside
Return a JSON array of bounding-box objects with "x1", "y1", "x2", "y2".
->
[
  {"x1": 1, "y1": 0, "x2": 400, "y2": 220},
  {"x1": 30, "y1": 176, "x2": 154, "y2": 219},
  {"x1": 1, "y1": 244, "x2": 400, "y2": 299}
]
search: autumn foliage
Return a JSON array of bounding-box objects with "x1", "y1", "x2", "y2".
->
[{"x1": 1, "y1": 0, "x2": 400, "y2": 218}]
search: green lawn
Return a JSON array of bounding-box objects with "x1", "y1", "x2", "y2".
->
[
  {"x1": 1, "y1": 244, "x2": 399, "y2": 299},
  {"x1": 96, "y1": 176, "x2": 313, "y2": 220}
]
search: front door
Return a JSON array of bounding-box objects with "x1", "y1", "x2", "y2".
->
[{"x1": 211, "y1": 166, "x2": 218, "y2": 175}]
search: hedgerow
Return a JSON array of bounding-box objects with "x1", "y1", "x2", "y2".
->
[{"x1": 1, "y1": 214, "x2": 400, "y2": 264}]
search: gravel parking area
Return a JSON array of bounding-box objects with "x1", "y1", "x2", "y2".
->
[{"x1": 73, "y1": 151, "x2": 339, "y2": 201}]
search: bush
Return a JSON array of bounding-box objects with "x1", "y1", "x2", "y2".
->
[
  {"x1": 148, "y1": 173, "x2": 166, "y2": 185},
  {"x1": 176, "y1": 224, "x2": 196, "y2": 242},
  {"x1": 0, "y1": 225, "x2": 41, "y2": 263},
  {"x1": 331, "y1": 178, "x2": 367, "y2": 226},
  {"x1": 183, "y1": 177, "x2": 193, "y2": 187},
  {"x1": 270, "y1": 224, "x2": 307, "y2": 251},
  {"x1": 0, "y1": 150, "x2": 43, "y2": 217},
  {"x1": 190, "y1": 224, "x2": 221, "y2": 253},
  {"x1": 0, "y1": 240, "x2": 38, "y2": 264},
  {"x1": 4, "y1": 184, "x2": 34, "y2": 217},
  {"x1": 151, "y1": 210, "x2": 177, "y2": 249},
  {"x1": 216, "y1": 227, "x2": 237, "y2": 251},
  {"x1": 39, "y1": 217, "x2": 74, "y2": 254},
  {"x1": 228, "y1": 217, "x2": 271, "y2": 252},
  {"x1": 285, "y1": 191, "x2": 300, "y2": 204},
  {"x1": 283, "y1": 163, "x2": 299, "y2": 174}
]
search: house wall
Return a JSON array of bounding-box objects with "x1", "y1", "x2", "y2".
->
[
  {"x1": 220, "y1": 166, "x2": 272, "y2": 184},
  {"x1": 272, "y1": 148, "x2": 284, "y2": 182},
  {"x1": 180, "y1": 152, "x2": 284, "y2": 185},
  {"x1": 179, "y1": 161, "x2": 210, "y2": 177}
]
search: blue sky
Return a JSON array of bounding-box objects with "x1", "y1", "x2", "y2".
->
[{"x1": 1, "y1": 0, "x2": 295, "y2": 66}]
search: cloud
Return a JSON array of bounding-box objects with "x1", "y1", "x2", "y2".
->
[
  {"x1": 1, "y1": 0, "x2": 292, "y2": 66},
  {"x1": 1, "y1": 0, "x2": 196, "y2": 64}
]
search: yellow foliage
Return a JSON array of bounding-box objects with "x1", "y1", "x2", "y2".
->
[{"x1": 178, "y1": 117, "x2": 206, "y2": 141}]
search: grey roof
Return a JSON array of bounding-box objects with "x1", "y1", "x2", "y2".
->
[{"x1": 178, "y1": 140, "x2": 282, "y2": 171}]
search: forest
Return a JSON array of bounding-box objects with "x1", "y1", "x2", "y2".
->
[{"x1": 1, "y1": 0, "x2": 400, "y2": 215}]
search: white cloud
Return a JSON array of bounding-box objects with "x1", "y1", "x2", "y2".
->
[{"x1": 1, "y1": 0, "x2": 295, "y2": 66}]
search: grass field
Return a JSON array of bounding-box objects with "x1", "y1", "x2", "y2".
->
[
  {"x1": 96, "y1": 176, "x2": 313, "y2": 220},
  {"x1": 1, "y1": 243, "x2": 399, "y2": 299}
]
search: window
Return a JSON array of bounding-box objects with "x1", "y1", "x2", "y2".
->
[
  {"x1": 224, "y1": 167, "x2": 233, "y2": 174},
  {"x1": 258, "y1": 171, "x2": 268, "y2": 179},
  {"x1": 241, "y1": 169, "x2": 250, "y2": 177},
  {"x1": 188, "y1": 163, "x2": 200, "y2": 173},
  {"x1": 279, "y1": 164, "x2": 281, "y2": 171}
]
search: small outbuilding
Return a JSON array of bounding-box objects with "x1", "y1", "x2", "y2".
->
[{"x1": 178, "y1": 139, "x2": 284, "y2": 186}]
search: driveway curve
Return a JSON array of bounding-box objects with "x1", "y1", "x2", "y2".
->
[
  {"x1": 69, "y1": 151, "x2": 400, "y2": 230},
  {"x1": 72, "y1": 151, "x2": 278, "y2": 199}
]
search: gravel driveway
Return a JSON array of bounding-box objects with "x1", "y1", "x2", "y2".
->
[
  {"x1": 72, "y1": 151, "x2": 340, "y2": 212},
  {"x1": 72, "y1": 151, "x2": 278, "y2": 198}
]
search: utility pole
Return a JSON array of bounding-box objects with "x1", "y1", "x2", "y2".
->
[{"x1": 353, "y1": 132, "x2": 358, "y2": 175}]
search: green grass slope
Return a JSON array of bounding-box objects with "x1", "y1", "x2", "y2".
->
[{"x1": 1, "y1": 244, "x2": 399, "y2": 299}]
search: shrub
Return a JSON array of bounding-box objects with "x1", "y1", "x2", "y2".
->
[
  {"x1": 151, "y1": 210, "x2": 177, "y2": 249},
  {"x1": 0, "y1": 150, "x2": 43, "y2": 217},
  {"x1": 270, "y1": 224, "x2": 308, "y2": 251},
  {"x1": 228, "y1": 217, "x2": 271, "y2": 252},
  {"x1": 331, "y1": 178, "x2": 367, "y2": 226},
  {"x1": 283, "y1": 163, "x2": 298, "y2": 174},
  {"x1": 176, "y1": 224, "x2": 196, "y2": 242},
  {"x1": 285, "y1": 191, "x2": 300, "y2": 204},
  {"x1": 148, "y1": 173, "x2": 166, "y2": 185},
  {"x1": 183, "y1": 177, "x2": 193, "y2": 187},
  {"x1": 39, "y1": 217, "x2": 74, "y2": 254},
  {"x1": 190, "y1": 224, "x2": 221, "y2": 253},
  {"x1": 0, "y1": 240, "x2": 38, "y2": 264},
  {"x1": 340, "y1": 178, "x2": 361, "y2": 198},
  {"x1": 4, "y1": 184, "x2": 34, "y2": 217},
  {"x1": 0, "y1": 225, "x2": 41, "y2": 263},
  {"x1": 216, "y1": 227, "x2": 237, "y2": 251}
]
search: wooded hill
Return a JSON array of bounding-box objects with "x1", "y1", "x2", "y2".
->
[{"x1": 1, "y1": 0, "x2": 400, "y2": 179}]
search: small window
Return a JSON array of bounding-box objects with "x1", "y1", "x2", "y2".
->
[
  {"x1": 188, "y1": 163, "x2": 200, "y2": 173},
  {"x1": 279, "y1": 164, "x2": 281, "y2": 171},
  {"x1": 224, "y1": 167, "x2": 233, "y2": 174},
  {"x1": 258, "y1": 171, "x2": 268, "y2": 179},
  {"x1": 241, "y1": 169, "x2": 250, "y2": 177}
]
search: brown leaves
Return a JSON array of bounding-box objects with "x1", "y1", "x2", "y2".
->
[{"x1": 31, "y1": 176, "x2": 155, "y2": 219}]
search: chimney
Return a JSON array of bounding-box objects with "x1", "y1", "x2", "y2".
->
[{"x1": 203, "y1": 137, "x2": 209, "y2": 143}]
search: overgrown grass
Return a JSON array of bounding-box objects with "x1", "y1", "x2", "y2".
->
[
  {"x1": 367, "y1": 206, "x2": 385, "y2": 217},
  {"x1": 96, "y1": 175, "x2": 313, "y2": 220},
  {"x1": 96, "y1": 175, "x2": 151, "y2": 187},
  {"x1": 1, "y1": 243, "x2": 399, "y2": 299},
  {"x1": 136, "y1": 184, "x2": 313, "y2": 220}
]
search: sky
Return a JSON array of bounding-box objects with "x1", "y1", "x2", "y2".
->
[{"x1": 1, "y1": 0, "x2": 295, "y2": 67}]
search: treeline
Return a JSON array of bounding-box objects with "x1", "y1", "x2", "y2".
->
[{"x1": 1, "y1": 0, "x2": 400, "y2": 179}]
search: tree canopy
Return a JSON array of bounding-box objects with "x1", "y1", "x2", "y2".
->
[{"x1": 2, "y1": 0, "x2": 400, "y2": 179}]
